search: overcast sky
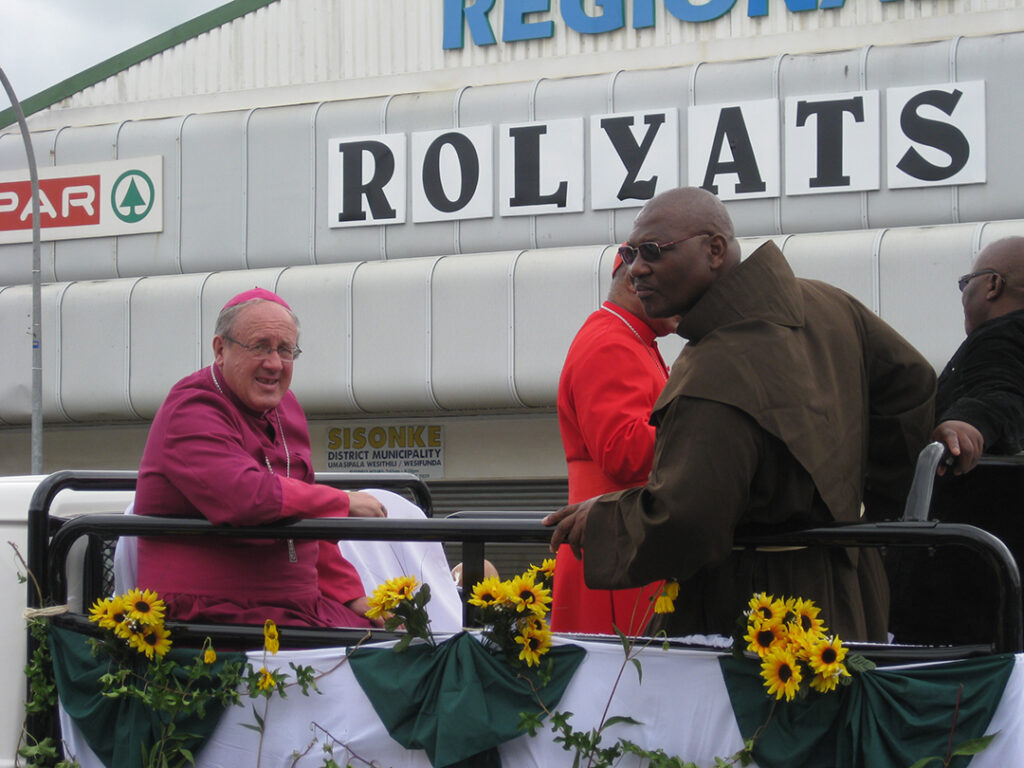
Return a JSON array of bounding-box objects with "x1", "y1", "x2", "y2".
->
[{"x1": 0, "y1": 0, "x2": 227, "y2": 109}]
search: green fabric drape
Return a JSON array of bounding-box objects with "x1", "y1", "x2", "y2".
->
[
  {"x1": 348, "y1": 632, "x2": 586, "y2": 768},
  {"x1": 49, "y1": 625, "x2": 245, "y2": 768},
  {"x1": 720, "y1": 653, "x2": 1014, "y2": 768}
]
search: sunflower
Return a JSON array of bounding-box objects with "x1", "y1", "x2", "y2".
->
[
  {"x1": 744, "y1": 617, "x2": 787, "y2": 657},
  {"x1": 468, "y1": 576, "x2": 510, "y2": 608},
  {"x1": 129, "y1": 622, "x2": 173, "y2": 660},
  {"x1": 530, "y1": 558, "x2": 557, "y2": 582},
  {"x1": 514, "y1": 621, "x2": 553, "y2": 667},
  {"x1": 123, "y1": 588, "x2": 166, "y2": 626},
  {"x1": 789, "y1": 598, "x2": 825, "y2": 637},
  {"x1": 88, "y1": 596, "x2": 116, "y2": 628},
  {"x1": 761, "y1": 646, "x2": 803, "y2": 702},
  {"x1": 257, "y1": 666, "x2": 276, "y2": 691},
  {"x1": 747, "y1": 592, "x2": 789, "y2": 624},
  {"x1": 807, "y1": 634, "x2": 849, "y2": 678},
  {"x1": 654, "y1": 580, "x2": 680, "y2": 614},
  {"x1": 263, "y1": 619, "x2": 280, "y2": 655},
  {"x1": 809, "y1": 670, "x2": 842, "y2": 694},
  {"x1": 385, "y1": 575, "x2": 419, "y2": 602},
  {"x1": 507, "y1": 573, "x2": 551, "y2": 617}
]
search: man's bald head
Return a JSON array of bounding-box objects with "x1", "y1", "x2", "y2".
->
[
  {"x1": 623, "y1": 187, "x2": 740, "y2": 320},
  {"x1": 962, "y1": 236, "x2": 1024, "y2": 334}
]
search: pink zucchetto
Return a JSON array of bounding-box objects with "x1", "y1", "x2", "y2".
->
[{"x1": 221, "y1": 287, "x2": 291, "y2": 312}]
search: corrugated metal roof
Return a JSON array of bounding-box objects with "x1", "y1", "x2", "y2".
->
[{"x1": 0, "y1": 0, "x2": 277, "y2": 130}]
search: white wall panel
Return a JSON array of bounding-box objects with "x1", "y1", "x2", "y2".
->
[
  {"x1": 430, "y1": 251, "x2": 519, "y2": 410},
  {"x1": 0, "y1": 131, "x2": 57, "y2": 286},
  {"x1": 0, "y1": 286, "x2": 31, "y2": 424},
  {"x1": 349, "y1": 259, "x2": 436, "y2": 412},
  {"x1": 246, "y1": 104, "x2": 317, "y2": 268},
  {"x1": 276, "y1": 262, "x2": 361, "y2": 413},
  {"x1": 512, "y1": 246, "x2": 606, "y2": 407},
  {"x1": 59, "y1": 280, "x2": 134, "y2": 421},
  {"x1": 877, "y1": 223, "x2": 979, "y2": 371},
  {"x1": 128, "y1": 274, "x2": 207, "y2": 418},
  {"x1": 179, "y1": 111, "x2": 249, "y2": 273}
]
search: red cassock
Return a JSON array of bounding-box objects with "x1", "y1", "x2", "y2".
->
[
  {"x1": 552, "y1": 301, "x2": 669, "y2": 634},
  {"x1": 135, "y1": 366, "x2": 370, "y2": 628}
]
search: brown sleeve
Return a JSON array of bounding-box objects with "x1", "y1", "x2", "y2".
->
[{"x1": 583, "y1": 397, "x2": 765, "y2": 590}]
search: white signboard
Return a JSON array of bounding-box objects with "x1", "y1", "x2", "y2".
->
[
  {"x1": 0, "y1": 156, "x2": 163, "y2": 244},
  {"x1": 886, "y1": 81, "x2": 986, "y2": 189},
  {"x1": 326, "y1": 423, "x2": 445, "y2": 480},
  {"x1": 591, "y1": 109, "x2": 679, "y2": 209},
  {"x1": 785, "y1": 90, "x2": 881, "y2": 196},
  {"x1": 411, "y1": 126, "x2": 494, "y2": 222},
  {"x1": 327, "y1": 133, "x2": 407, "y2": 227},
  {"x1": 688, "y1": 99, "x2": 780, "y2": 200},
  {"x1": 499, "y1": 117, "x2": 585, "y2": 216}
]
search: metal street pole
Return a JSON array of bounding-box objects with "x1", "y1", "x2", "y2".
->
[{"x1": 0, "y1": 66, "x2": 43, "y2": 474}]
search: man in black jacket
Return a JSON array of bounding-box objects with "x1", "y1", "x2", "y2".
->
[{"x1": 892, "y1": 236, "x2": 1024, "y2": 645}]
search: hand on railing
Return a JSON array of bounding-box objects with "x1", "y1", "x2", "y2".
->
[{"x1": 931, "y1": 420, "x2": 986, "y2": 476}]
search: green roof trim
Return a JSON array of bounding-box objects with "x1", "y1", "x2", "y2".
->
[{"x1": 0, "y1": 0, "x2": 279, "y2": 130}]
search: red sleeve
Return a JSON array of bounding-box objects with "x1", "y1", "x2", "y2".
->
[
  {"x1": 316, "y1": 541, "x2": 366, "y2": 604},
  {"x1": 563, "y1": 337, "x2": 661, "y2": 486},
  {"x1": 279, "y1": 476, "x2": 351, "y2": 518}
]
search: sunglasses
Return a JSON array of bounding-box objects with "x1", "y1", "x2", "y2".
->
[
  {"x1": 957, "y1": 269, "x2": 1004, "y2": 292},
  {"x1": 617, "y1": 231, "x2": 711, "y2": 266}
]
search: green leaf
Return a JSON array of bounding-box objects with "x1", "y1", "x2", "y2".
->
[
  {"x1": 602, "y1": 715, "x2": 642, "y2": 729},
  {"x1": 630, "y1": 657, "x2": 643, "y2": 684},
  {"x1": 950, "y1": 732, "x2": 999, "y2": 756},
  {"x1": 906, "y1": 758, "x2": 943, "y2": 768}
]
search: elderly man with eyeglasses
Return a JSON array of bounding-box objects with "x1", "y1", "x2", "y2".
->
[
  {"x1": 934, "y1": 237, "x2": 1024, "y2": 475},
  {"x1": 888, "y1": 237, "x2": 1024, "y2": 645},
  {"x1": 545, "y1": 187, "x2": 936, "y2": 642},
  {"x1": 134, "y1": 287, "x2": 387, "y2": 629}
]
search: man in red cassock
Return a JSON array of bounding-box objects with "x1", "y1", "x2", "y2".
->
[{"x1": 551, "y1": 252, "x2": 678, "y2": 634}]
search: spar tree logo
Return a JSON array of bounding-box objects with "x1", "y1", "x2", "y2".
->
[{"x1": 111, "y1": 169, "x2": 155, "y2": 223}]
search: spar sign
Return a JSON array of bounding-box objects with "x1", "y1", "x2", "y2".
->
[{"x1": 0, "y1": 156, "x2": 162, "y2": 244}]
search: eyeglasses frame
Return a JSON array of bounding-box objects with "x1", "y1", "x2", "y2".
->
[
  {"x1": 223, "y1": 335, "x2": 302, "y2": 362},
  {"x1": 957, "y1": 268, "x2": 1005, "y2": 293},
  {"x1": 617, "y1": 231, "x2": 713, "y2": 267}
]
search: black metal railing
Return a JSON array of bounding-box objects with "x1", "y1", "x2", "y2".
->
[{"x1": 26, "y1": 469, "x2": 1024, "y2": 654}]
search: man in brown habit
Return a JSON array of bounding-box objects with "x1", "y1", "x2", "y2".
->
[{"x1": 545, "y1": 187, "x2": 936, "y2": 641}]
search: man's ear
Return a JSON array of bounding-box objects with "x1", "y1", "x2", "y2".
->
[
  {"x1": 987, "y1": 273, "x2": 1006, "y2": 301},
  {"x1": 212, "y1": 335, "x2": 225, "y2": 365},
  {"x1": 707, "y1": 233, "x2": 729, "y2": 269}
]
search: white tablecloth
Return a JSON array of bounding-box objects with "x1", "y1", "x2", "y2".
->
[{"x1": 59, "y1": 637, "x2": 1024, "y2": 768}]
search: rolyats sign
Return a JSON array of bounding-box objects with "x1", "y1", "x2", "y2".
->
[
  {"x1": 0, "y1": 156, "x2": 162, "y2": 245},
  {"x1": 326, "y1": 424, "x2": 445, "y2": 479},
  {"x1": 326, "y1": 82, "x2": 984, "y2": 226}
]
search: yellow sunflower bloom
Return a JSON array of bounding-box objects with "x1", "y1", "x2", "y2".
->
[
  {"x1": 88, "y1": 597, "x2": 114, "y2": 627},
  {"x1": 123, "y1": 588, "x2": 166, "y2": 626},
  {"x1": 530, "y1": 558, "x2": 557, "y2": 582},
  {"x1": 790, "y1": 598, "x2": 825, "y2": 637},
  {"x1": 263, "y1": 619, "x2": 280, "y2": 655},
  {"x1": 747, "y1": 592, "x2": 789, "y2": 624},
  {"x1": 257, "y1": 666, "x2": 276, "y2": 691},
  {"x1": 744, "y1": 617, "x2": 787, "y2": 658},
  {"x1": 468, "y1": 576, "x2": 510, "y2": 608},
  {"x1": 809, "y1": 670, "x2": 841, "y2": 694},
  {"x1": 654, "y1": 580, "x2": 680, "y2": 614},
  {"x1": 515, "y1": 622, "x2": 553, "y2": 667},
  {"x1": 386, "y1": 575, "x2": 419, "y2": 602},
  {"x1": 507, "y1": 573, "x2": 551, "y2": 617},
  {"x1": 761, "y1": 646, "x2": 803, "y2": 701},
  {"x1": 807, "y1": 635, "x2": 849, "y2": 678},
  {"x1": 130, "y1": 622, "x2": 173, "y2": 660}
]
